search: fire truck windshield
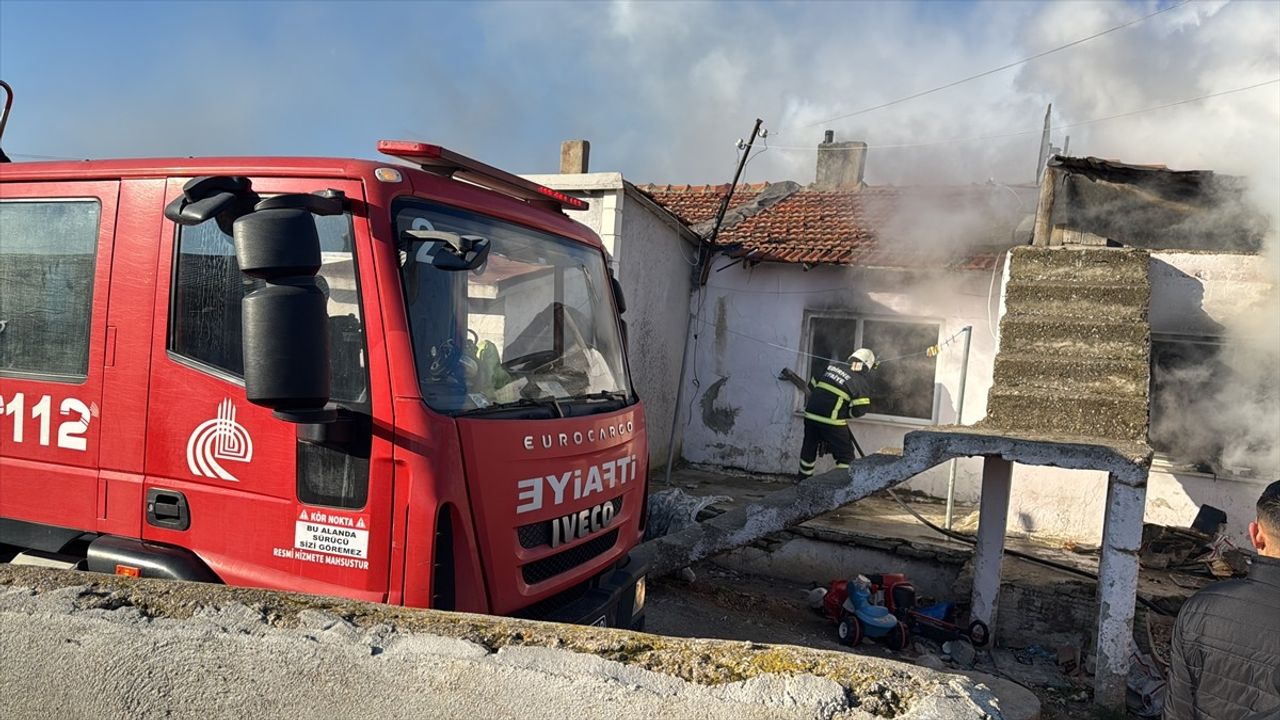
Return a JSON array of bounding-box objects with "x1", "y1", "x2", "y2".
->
[{"x1": 394, "y1": 199, "x2": 632, "y2": 416}]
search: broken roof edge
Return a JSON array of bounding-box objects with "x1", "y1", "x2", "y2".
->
[
  {"x1": 687, "y1": 180, "x2": 802, "y2": 238},
  {"x1": 716, "y1": 247, "x2": 1007, "y2": 273}
]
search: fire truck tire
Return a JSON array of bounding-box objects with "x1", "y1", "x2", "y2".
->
[
  {"x1": 837, "y1": 613, "x2": 863, "y2": 647},
  {"x1": 967, "y1": 619, "x2": 990, "y2": 648}
]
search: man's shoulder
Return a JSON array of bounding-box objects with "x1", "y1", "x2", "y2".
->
[{"x1": 1178, "y1": 573, "x2": 1280, "y2": 633}]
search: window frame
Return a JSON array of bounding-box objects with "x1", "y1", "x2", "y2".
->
[
  {"x1": 164, "y1": 211, "x2": 371, "y2": 411},
  {"x1": 0, "y1": 197, "x2": 103, "y2": 384},
  {"x1": 1148, "y1": 331, "x2": 1229, "y2": 479},
  {"x1": 390, "y1": 195, "x2": 635, "y2": 416},
  {"x1": 798, "y1": 310, "x2": 942, "y2": 426}
]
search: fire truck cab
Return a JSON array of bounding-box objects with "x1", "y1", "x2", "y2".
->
[{"x1": 0, "y1": 138, "x2": 647, "y2": 629}]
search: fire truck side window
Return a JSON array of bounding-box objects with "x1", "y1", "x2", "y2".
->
[
  {"x1": 169, "y1": 214, "x2": 370, "y2": 404},
  {"x1": 0, "y1": 200, "x2": 100, "y2": 380}
]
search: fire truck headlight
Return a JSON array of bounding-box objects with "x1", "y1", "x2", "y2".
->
[{"x1": 633, "y1": 576, "x2": 646, "y2": 613}]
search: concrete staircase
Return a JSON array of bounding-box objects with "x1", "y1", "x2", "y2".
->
[{"x1": 983, "y1": 247, "x2": 1152, "y2": 443}]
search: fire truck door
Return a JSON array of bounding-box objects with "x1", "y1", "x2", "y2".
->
[
  {"x1": 142, "y1": 177, "x2": 389, "y2": 602},
  {"x1": 0, "y1": 180, "x2": 118, "y2": 540}
]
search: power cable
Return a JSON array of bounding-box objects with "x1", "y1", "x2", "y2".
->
[
  {"x1": 695, "y1": 315, "x2": 967, "y2": 367},
  {"x1": 793, "y1": 0, "x2": 1195, "y2": 130},
  {"x1": 765, "y1": 78, "x2": 1280, "y2": 153},
  {"x1": 8, "y1": 152, "x2": 83, "y2": 160},
  {"x1": 882, "y1": 487, "x2": 1172, "y2": 616}
]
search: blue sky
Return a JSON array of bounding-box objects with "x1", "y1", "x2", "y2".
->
[{"x1": 2, "y1": 1, "x2": 1277, "y2": 190}]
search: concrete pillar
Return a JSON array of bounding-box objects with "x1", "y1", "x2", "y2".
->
[
  {"x1": 1092, "y1": 470, "x2": 1148, "y2": 710},
  {"x1": 970, "y1": 456, "x2": 1013, "y2": 639},
  {"x1": 560, "y1": 140, "x2": 590, "y2": 174}
]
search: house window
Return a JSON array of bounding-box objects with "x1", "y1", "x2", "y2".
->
[
  {"x1": 1149, "y1": 336, "x2": 1227, "y2": 474},
  {"x1": 805, "y1": 315, "x2": 940, "y2": 422}
]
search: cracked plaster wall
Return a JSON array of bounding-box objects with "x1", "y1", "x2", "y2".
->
[
  {"x1": 678, "y1": 251, "x2": 1272, "y2": 545},
  {"x1": 678, "y1": 262, "x2": 997, "y2": 501}
]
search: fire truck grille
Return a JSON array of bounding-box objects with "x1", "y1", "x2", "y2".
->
[
  {"x1": 516, "y1": 497, "x2": 623, "y2": 549},
  {"x1": 521, "y1": 529, "x2": 619, "y2": 585}
]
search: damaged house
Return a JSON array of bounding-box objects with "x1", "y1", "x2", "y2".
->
[
  {"x1": 637, "y1": 141, "x2": 1274, "y2": 548},
  {"x1": 530, "y1": 134, "x2": 1274, "y2": 549}
]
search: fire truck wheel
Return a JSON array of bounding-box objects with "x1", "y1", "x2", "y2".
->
[
  {"x1": 837, "y1": 613, "x2": 863, "y2": 647},
  {"x1": 884, "y1": 622, "x2": 911, "y2": 651},
  {"x1": 968, "y1": 619, "x2": 991, "y2": 648}
]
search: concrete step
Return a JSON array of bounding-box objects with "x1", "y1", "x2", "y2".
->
[
  {"x1": 1009, "y1": 246, "x2": 1149, "y2": 285},
  {"x1": 997, "y1": 317, "x2": 1150, "y2": 362},
  {"x1": 1003, "y1": 281, "x2": 1149, "y2": 321},
  {"x1": 993, "y1": 355, "x2": 1149, "y2": 398},
  {"x1": 984, "y1": 387, "x2": 1149, "y2": 442}
]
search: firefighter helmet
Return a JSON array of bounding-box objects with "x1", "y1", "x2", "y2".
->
[{"x1": 849, "y1": 348, "x2": 876, "y2": 369}]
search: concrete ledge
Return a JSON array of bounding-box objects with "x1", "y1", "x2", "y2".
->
[{"x1": 0, "y1": 566, "x2": 1007, "y2": 720}]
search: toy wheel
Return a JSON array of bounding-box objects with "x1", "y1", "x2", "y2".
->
[
  {"x1": 837, "y1": 613, "x2": 864, "y2": 647},
  {"x1": 967, "y1": 619, "x2": 990, "y2": 648},
  {"x1": 884, "y1": 622, "x2": 911, "y2": 651}
]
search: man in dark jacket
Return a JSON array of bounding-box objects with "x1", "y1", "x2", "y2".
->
[
  {"x1": 1164, "y1": 480, "x2": 1280, "y2": 720},
  {"x1": 797, "y1": 348, "x2": 875, "y2": 479}
]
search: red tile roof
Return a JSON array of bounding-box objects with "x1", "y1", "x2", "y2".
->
[
  {"x1": 639, "y1": 183, "x2": 1029, "y2": 271},
  {"x1": 635, "y1": 182, "x2": 770, "y2": 226}
]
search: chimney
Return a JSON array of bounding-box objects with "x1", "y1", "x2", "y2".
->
[
  {"x1": 560, "y1": 139, "x2": 590, "y2": 174},
  {"x1": 815, "y1": 130, "x2": 866, "y2": 188}
]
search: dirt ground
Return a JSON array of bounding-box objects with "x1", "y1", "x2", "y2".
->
[{"x1": 647, "y1": 563, "x2": 1118, "y2": 720}]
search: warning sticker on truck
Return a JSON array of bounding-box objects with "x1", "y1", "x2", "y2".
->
[
  {"x1": 272, "y1": 510, "x2": 371, "y2": 571},
  {"x1": 295, "y1": 518, "x2": 369, "y2": 560}
]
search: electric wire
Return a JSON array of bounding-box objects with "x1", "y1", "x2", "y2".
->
[
  {"x1": 766, "y1": 78, "x2": 1280, "y2": 153},
  {"x1": 882, "y1": 488, "x2": 1172, "y2": 616},
  {"x1": 8, "y1": 152, "x2": 83, "y2": 160},
  {"x1": 695, "y1": 315, "x2": 968, "y2": 367},
  {"x1": 793, "y1": 0, "x2": 1196, "y2": 130}
]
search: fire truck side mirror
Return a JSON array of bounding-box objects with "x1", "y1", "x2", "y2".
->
[{"x1": 233, "y1": 207, "x2": 333, "y2": 423}]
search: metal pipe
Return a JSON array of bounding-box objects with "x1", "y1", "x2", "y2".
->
[
  {"x1": 944, "y1": 325, "x2": 973, "y2": 530},
  {"x1": 663, "y1": 288, "x2": 701, "y2": 485}
]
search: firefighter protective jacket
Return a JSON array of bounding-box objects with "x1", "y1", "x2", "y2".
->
[{"x1": 804, "y1": 362, "x2": 873, "y2": 425}]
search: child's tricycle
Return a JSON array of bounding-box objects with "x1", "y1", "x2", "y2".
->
[
  {"x1": 820, "y1": 576, "x2": 911, "y2": 650},
  {"x1": 863, "y1": 573, "x2": 990, "y2": 648}
]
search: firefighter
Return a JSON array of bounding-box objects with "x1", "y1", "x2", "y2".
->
[{"x1": 798, "y1": 348, "x2": 875, "y2": 480}]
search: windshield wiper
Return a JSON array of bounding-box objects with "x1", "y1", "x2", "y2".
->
[
  {"x1": 457, "y1": 396, "x2": 564, "y2": 418},
  {"x1": 573, "y1": 390, "x2": 628, "y2": 404}
]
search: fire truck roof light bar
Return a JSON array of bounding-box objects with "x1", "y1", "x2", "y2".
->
[{"x1": 376, "y1": 140, "x2": 589, "y2": 212}]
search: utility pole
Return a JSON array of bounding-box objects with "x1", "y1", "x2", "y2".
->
[
  {"x1": 664, "y1": 118, "x2": 764, "y2": 486},
  {"x1": 697, "y1": 118, "x2": 764, "y2": 286},
  {"x1": 1035, "y1": 103, "x2": 1052, "y2": 185}
]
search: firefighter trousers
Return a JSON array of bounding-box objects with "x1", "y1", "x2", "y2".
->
[{"x1": 798, "y1": 418, "x2": 854, "y2": 477}]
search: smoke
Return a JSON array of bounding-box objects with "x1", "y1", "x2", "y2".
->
[{"x1": 877, "y1": 184, "x2": 1036, "y2": 262}]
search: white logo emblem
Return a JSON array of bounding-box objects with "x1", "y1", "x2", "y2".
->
[{"x1": 186, "y1": 398, "x2": 254, "y2": 481}]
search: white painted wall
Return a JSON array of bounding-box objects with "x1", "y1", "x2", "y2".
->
[
  {"x1": 679, "y1": 251, "x2": 1274, "y2": 546},
  {"x1": 522, "y1": 173, "x2": 697, "y2": 470},
  {"x1": 615, "y1": 189, "x2": 697, "y2": 470},
  {"x1": 677, "y1": 261, "x2": 1001, "y2": 500}
]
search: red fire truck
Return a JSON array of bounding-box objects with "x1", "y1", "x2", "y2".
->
[{"x1": 0, "y1": 105, "x2": 647, "y2": 628}]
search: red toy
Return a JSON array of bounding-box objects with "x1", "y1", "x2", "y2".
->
[
  {"x1": 866, "y1": 573, "x2": 990, "y2": 648},
  {"x1": 820, "y1": 577, "x2": 911, "y2": 650},
  {"x1": 817, "y1": 573, "x2": 989, "y2": 650}
]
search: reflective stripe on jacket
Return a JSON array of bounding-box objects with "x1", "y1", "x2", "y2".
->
[{"x1": 803, "y1": 362, "x2": 872, "y2": 425}]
